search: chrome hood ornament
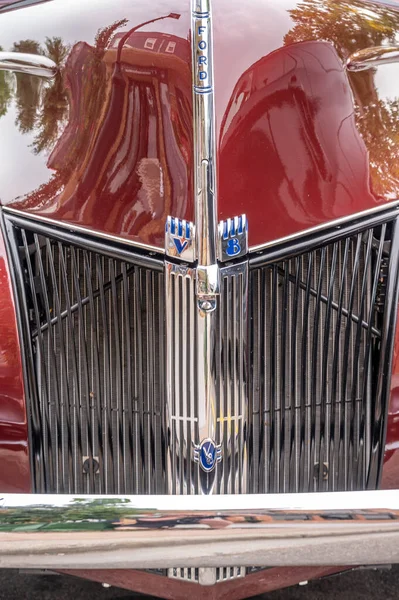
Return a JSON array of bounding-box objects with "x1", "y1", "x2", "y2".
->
[{"x1": 165, "y1": 0, "x2": 248, "y2": 493}]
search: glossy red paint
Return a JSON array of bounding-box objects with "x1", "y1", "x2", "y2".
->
[
  {"x1": 217, "y1": 39, "x2": 375, "y2": 248},
  {"x1": 0, "y1": 227, "x2": 30, "y2": 492},
  {"x1": 2, "y1": 0, "x2": 399, "y2": 250},
  {"x1": 214, "y1": 0, "x2": 399, "y2": 248}
]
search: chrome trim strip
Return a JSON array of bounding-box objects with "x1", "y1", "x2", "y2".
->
[
  {"x1": 166, "y1": 0, "x2": 250, "y2": 497},
  {"x1": 196, "y1": 296, "x2": 219, "y2": 481},
  {"x1": 2, "y1": 490, "x2": 399, "y2": 513},
  {"x1": 7, "y1": 203, "x2": 395, "y2": 259},
  {"x1": 2, "y1": 491, "x2": 399, "y2": 568},
  {"x1": 249, "y1": 201, "x2": 399, "y2": 254},
  {"x1": 2, "y1": 207, "x2": 165, "y2": 255},
  {"x1": 194, "y1": 262, "x2": 249, "y2": 493},
  {"x1": 192, "y1": 0, "x2": 218, "y2": 267},
  {"x1": 0, "y1": 51, "x2": 57, "y2": 78},
  {"x1": 187, "y1": 0, "x2": 223, "y2": 496}
]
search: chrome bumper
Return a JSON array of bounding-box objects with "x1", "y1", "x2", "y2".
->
[{"x1": 1, "y1": 491, "x2": 399, "y2": 569}]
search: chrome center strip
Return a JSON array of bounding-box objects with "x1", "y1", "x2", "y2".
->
[
  {"x1": 164, "y1": 0, "x2": 250, "y2": 496},
  {"x1": 192, "y1": 0, "x2": 218, "y2": 268},
  {"x1": 165, "y1": 260, "x2": 249, "y2": 494}
]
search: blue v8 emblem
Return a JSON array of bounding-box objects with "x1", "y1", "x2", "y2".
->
[
  {"x1": 166, "y1": 214, "x2": 248, "y2": 264},
  {"x1": 165, "y1": 216, "x2": 196, "y2": 262},
  {"x1": 193, "y1": 438, "x2": 222, "y2": 473},
  {"x1": 218, "y1": 214, "x2": 248, "y2": 262}
]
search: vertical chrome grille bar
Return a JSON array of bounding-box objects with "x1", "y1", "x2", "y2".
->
[
  {"x1": 95, "y1": 255, "x2": 113, "y2": 493},
  {"x1": 121, "y1": 262, "x2": 132, "y2": 494},
  {"x1": 280, "y1": 260, "x2": 289, "y2": 492},
  {"x1": 291, "y1": 256, "x2": 301, "y2": 493},
  {"x1": 132, "y1": 266, "x2": 140, "y2": 494},
  {"x1": 249, "y1": 269, "x2": 261, "y2": 493},
  {"x1": 310, "y1": 247, "x2": 326, "y2": 492},
  {"x1": 349, "y1": 231, "x2": 373, "y2": 489},
  {"x1": 109, "y1": 259, "x2": 122, "y2": 493},
  {"x1": 320, "y1": 242, "x2": 338, "y2": 492},
  {"x1": 330, "y1": 238, "x2": 350, "y2": 491},
  {"x1": 359, "y1": 225, "x2": 386, "y2": 488},
  {"x1": 33, "y1": 234, "x2": 66, "y2": 492},
  {"x1": 341, "y1": 234, "x2": 362, "y2": 489},
  {"x1": 302, "y1": 253, "x2": 313, "y2": 493},
  {"x1": 145, "y1": 271, "x2": 153, "y2": 493},
  {"x1": 369, "y1": 219, "x2": 399, "y2": 486},
  {"x1": 20, "y1": 230, "x2": 50, "y2": 491}
]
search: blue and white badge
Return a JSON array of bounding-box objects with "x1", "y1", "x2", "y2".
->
[
  {"x1": 218, "y1": 214, "x2": 248, "y2": 262},
  {"x1": 193, "y1": 438, "x2": 222, "y2": 473},
  {"x1": 165, "y1": 216, "x2": 196, "y2": 262}
]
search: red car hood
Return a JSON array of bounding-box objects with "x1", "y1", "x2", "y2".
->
[{"x1": 1, "y1": 0, "x2": 398, "y2": 250}]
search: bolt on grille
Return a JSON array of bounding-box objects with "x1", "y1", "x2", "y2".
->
[
  {"x1": 248, "y1": 223, "x2": 397, "y2": 493},
  {"x1": 6, "y1": 220, "x2": 166, "y2": 494},
  {"x1": 3, "y1": 210, "x2": 399, "y2": 496}
]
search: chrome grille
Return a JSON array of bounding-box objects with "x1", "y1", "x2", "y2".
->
[
  {"x1": 6, "y1": 219, "x2": 166, "y2": 494},
  {"x1": 3, "y1": 210, "x2": 399, "y2": 497},
  {"x1": 249, "y1": 224, "x2": 395, "y2": 493}
]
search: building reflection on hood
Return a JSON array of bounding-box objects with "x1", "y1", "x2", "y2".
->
[{"x1": 6, "y1": 19, "x2": 193, "y2": 248}]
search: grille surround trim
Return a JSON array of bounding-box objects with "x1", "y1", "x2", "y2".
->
[
  {"x1": 4, "y1": 201, "x2": 399, "y2": 258},
  {"x1": 2, "y1": 206, "x2": 399, "y2": 495}
]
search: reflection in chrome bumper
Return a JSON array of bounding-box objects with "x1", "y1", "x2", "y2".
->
[{"x1": 1, "y1": 491, "x2": 399, "y2": 569}]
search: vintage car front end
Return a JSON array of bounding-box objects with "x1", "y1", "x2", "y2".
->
[{"x1": 2, "y1": 0, "x2": 399, "y2": 597}]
